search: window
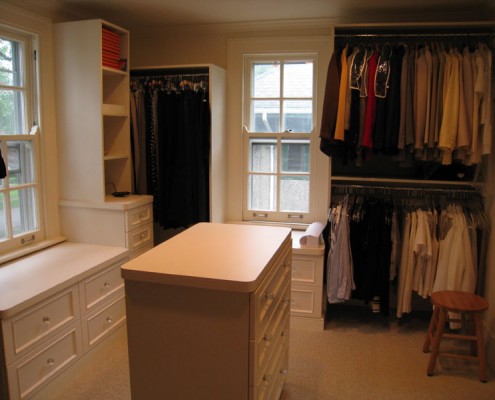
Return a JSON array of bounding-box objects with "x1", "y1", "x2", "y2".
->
[
  {"x1": 243, "y1": 55, "x2": 316, "y2": 223},
  {"x1": 0, "y1": 27, "x2": 42, "y2": 254}
]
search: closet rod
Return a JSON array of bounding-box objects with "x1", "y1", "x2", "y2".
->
[
  {"x1": 333, "y1": 32, "x2": 495, "y2": 38},
  {"x1": 331, "y1": 183, "x2": 481, "y2": 195}
]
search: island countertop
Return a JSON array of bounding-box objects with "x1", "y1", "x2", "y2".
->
[{"x1": 121, "y1": 222, "x2": 291, "y2": 292}]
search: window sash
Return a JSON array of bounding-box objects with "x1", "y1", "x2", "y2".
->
[
  {"x1": 243, "y1": 54, "x2": 316, "y2": 223},
  {"x1": 0, "y1": 26, "x2": 42, "y2": 254}
]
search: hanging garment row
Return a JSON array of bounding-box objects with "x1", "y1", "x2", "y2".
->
[
  {"x1": 320, "y1": 37, "x2": 493, "y2": 168},
  {"x1": 326, "y1": 186, "x2": 488, "y2": 317},
  {"x1": 130, "y1": 70, "x2": 211, "y2": 229}
]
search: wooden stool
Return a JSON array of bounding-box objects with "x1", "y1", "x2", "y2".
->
[{"x1": 423, "y1": 290, "x2": 489, "y2": 382}]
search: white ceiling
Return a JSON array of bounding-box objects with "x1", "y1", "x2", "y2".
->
[{"x1": 7, "y1": 0, "x2": 495, "y2": 29}]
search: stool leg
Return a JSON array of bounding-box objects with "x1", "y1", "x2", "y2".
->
[
  {"x1": 427, "y1": 308, "x2": 446, "y2": 377},
  {"x1": 474, "y1": 314, "x2": 487, "y2": 383},
  {"x1": 423, "y1": 306, "x2": 439, "y2": 353}
]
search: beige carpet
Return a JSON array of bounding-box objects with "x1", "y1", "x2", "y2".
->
[{"x1": 46, "y1": 305, "x2": 495, "y2": 400}]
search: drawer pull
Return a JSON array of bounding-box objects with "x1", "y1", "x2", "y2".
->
[
  {"x1": 281, "y1": 330, "x2": 289, "y2": 337},
  {"x1": 262, "y1": 334, "x2": 273, "y2": 343},
  {"x1": 264, "y1": 292, "x2": 275, "y2": 301},
  {"x1": 262, "y1": 374, "x2": 271, "y2": 385},
  {"x1": 46, "y1": 357, "x2": 55, "y2": 366},
  {"x1": 42, "y1": 316, "x2": 51, "y2": 325},
  {"x1": 103, "y1": 281, "x2": 111, "y2": 289},
  {"x1": 280, "y1": 368, "x2": 288, "y2": 376},
  {"x1": 106, "y1": 316, "x2": 113, "y2": 324}
]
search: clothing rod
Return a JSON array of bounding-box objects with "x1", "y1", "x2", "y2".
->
[
  {"x1": 331, "y1": 183, "x2": 481, "y2": 194},
  {"x1": 334, "y1": 32, "x2": 495, "y2": 38}
]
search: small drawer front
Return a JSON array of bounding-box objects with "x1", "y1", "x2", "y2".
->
[
  {"x1": 251, "y1": 247, "x2": 291, "y2": 341},
  {"x1": 2, "y1": 286, "x2": 79, "y2": 364},
  {"x1": 80, "y1": 262, "x2": 124, "y2": 312},
  {"x1": 126, "y1": 224, "x2": 153, "y2": 251},
  {"x1": 292, "y1": 255, "x2": 323, "y2": 285},
  {"x1": 8, "y1": 325, "x2": 82, "y2": 399},
  {"x1": 290, "y1": 285, "x2": 323, "y2": 317},
  {"x1": 129, "y1": 241, "x2": 153, "y2": 259},
  {"x1": 251, "y1": 282, "x2": 290, "y2": 385},
  {"x1": 125, "y1": 205, "x2": 152, "y2": 231},
  {"x1": 83, "y1": 294, "x2": 126, "y2": 351}
]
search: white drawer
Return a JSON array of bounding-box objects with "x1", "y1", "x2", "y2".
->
[
  {"x1": 7, "y1": 325, "x2": 82, "y2": 399},
  {"x1": 129, "y1": 241, "x2": 154, "y2": 259},
  {"x1": 125, "y1": 204, "x2": 152, "y2": 231},
  {"x1": 82, "y1": 294, "x2": 126, "y2": 352},
  {"x1": 292, "y1": 254, "x2": 323, "y2": 285},
  {"x1": 126, "y1": 224, "x2": 153, "y2": 251},
  {"x1": 79, "y1": 261, "x2": 125, "y2": 313},
  {"x1": 252, "y1": 332, "x2": 289, "y2": 400},
  {"x1": 250, "y1": 281, "x2": 290, "y2": 386},
  {"x1": 2, "y1": 285, "x2": 80, "y2": 364},
  {"x1": 251, "y1": 246, "x2": 291, "y2": 341},
  {"x1": 290, "y1": 285, "x2": 323, "y2": 317}
]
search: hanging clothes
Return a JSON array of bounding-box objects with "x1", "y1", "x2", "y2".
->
[
  {"x1": 320, "y1": 37, "x2": 494, "y2": 170},
  {"x1": 130, "y1": 71, "x2": 211, "y2": 229},
  {"x1": 328, "y1": 185, "x2": 487, "y2": 317}
]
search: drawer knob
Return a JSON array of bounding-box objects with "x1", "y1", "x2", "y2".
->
[
  {"x1": 281, "y1": 330, "x2": 289, "y2": 337},
  {"x1": 106, "y1": 316, "x2": 113, "y2": 324},
  {"x1": 262, "y1": 374, "x2": 271, "y2": 385},
  {"x1": 103, "y1": 281, "x2": 111, "y2": 289},
  {"x1": 262, "y1": 334, "x2": 273, "y2": 343},
  {"x1": 46, "y1": 357, "x2": 55, "y2": 366},
  {"x1": 280, "y1": 368, "x2": 288, "y2": 376},
  {"x1": 42, "y1": 316, "x2": 51, "y2": 325},
  {"x1": 264, "y1": 292, "x2": 275, "y2": 301}
]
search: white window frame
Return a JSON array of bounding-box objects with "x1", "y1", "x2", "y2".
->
[
  {"x1": 242, "y1": 53, "x2": 317, "y2": 224},
  {"x1": 0, "y1": 25, "x2": 44, "y2": 255}
]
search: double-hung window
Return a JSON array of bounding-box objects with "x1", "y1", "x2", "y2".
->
[
  {"x1": 0, "y1": 26, "x2": 42, "y2": 254},
  {"x1": 243, "y1": 54, "x2": 316, "y2": 224}
]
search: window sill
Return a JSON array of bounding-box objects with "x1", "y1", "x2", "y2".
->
[{"x1": 0, "y1": 236, "x2": 66, "y2": 266}]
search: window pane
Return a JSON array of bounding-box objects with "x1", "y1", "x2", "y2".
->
[
  {"x1": 283, "y1": 100, "x2": 312, "y2": 133},
  {"x1": 11, "y1": 187, "x2": 37, "y2": 235},
  {"x1": 248, "y1": 174, "x2": 276, "y2": 211},
  {"x1": 253, "y1": 63, "x2": 279, "y2": 98},
  {"x1": 280, "y1": 176, "x2": 309, "y2": 212},
  {"x1": 0, "y1": 193, "x2": 7, "y2": 240},
  {"x1": 281, "y1": 140, "x2": 310, "y2": 173},
  {"x1": 7, "y1": 141, "x2": 35, "y2": 186},
  {"x1": 249, "y1": 139, "x2": 277, "y2": 172},
  {"x1": 0, "y1": 89, "x2": 26, "y2": 135},
  {"x1": 252, "y1": 100, "x2": 279, "y2": 133},
  {"x1": 0, "y1": 37, "x2": 23, "y2": 87},
  {"x1": 283, "y1": 62, "x2": 313, "y2": 98}
]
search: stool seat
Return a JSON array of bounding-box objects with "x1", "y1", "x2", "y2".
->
[
  {"x1": 423, "y1": 290, "x2": 488, "y2": 382},
  {"x1": 430, "y1": 290, "x2": 488, "y2": 314}
]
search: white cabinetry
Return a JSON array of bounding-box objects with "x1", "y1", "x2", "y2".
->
[
  {"x1": 0, "y1": 243, "x2": 128, "y2": 399},
  {"x1": 55, "y1": 19, "x2": 153, "y2": 256},
  {"x1": 290, "y1": 231, "x2": 326, "y2": 330},
  {"x1": 122, "y1": 223, "x2": 291, "y2": 400}
]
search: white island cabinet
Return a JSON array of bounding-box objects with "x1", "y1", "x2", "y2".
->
[{"x1": 121, "y1": 223, "x2": 292, "y2": 400}]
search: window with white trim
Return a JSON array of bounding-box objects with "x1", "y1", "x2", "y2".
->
[
  {"x1": 0, "y1": 26, "x2": 42, "y2": 254},
  {"x1": 243, "y1": 54, "x2": 316, "y2": 224}
]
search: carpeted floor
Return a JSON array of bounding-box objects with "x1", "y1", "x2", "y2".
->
[{"x1": 44, "y1": 304, "x2": 495, "y2": 400}]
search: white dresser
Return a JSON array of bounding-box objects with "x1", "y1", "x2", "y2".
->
[
  {"x1": 0, "y1": 242, "x2": 128, "y2": 399},
  {"x1": 122, "y1": 223, "x2": 292, "y2": 400}
]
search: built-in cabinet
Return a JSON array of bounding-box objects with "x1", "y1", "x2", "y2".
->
[
  {"x1": 290, "y1": 233, "x2": 326, "y2": 330},
  {"x1": 0, "y1": 243, "x2": 128, "y2": 399},
  {"x1": 54, "y1": 19, "x2": 153, "y2": 255}
]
